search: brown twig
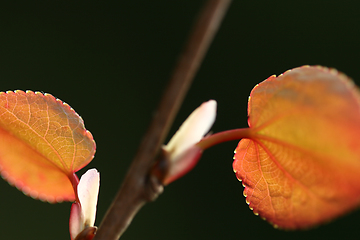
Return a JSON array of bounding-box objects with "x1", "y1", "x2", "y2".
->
[{"x1": 92, "y1": 1, "x2": 232, "y2": 239}]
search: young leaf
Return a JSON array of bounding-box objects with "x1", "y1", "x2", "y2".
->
[
  {"x1": 0, "y1": 90, "x2": 95, "y2": 202},
  {"x1": 233, "y1": 66, "x2": 360, "y2": 229}
]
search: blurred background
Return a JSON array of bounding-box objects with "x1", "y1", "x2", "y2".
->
[{"x1": 0, "y1": 0, "x2": 360, "y2": 239}]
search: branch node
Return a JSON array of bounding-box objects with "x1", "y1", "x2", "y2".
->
[{"x1": 143, "y1": 172, "x2": 164, "y2": 202}]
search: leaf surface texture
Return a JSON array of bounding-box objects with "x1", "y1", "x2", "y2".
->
[
  {"x1": 233, "y1": 66, "x2": 360, "y2": 228},
  {"x1": 0, "y1": 91, "x2": 95, "y2": 202}
]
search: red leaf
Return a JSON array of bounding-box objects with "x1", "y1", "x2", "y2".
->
[
  {"x1": 0, "y1": 90, "x2": 95, "y2": 202},
  {"x1": 233, "y1": 66, "x2": 360, "y2": 229}
]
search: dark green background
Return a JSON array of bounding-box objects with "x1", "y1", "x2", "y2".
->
[{"x1": 0, "y1": 1, "x2": 360, "y2": 239}]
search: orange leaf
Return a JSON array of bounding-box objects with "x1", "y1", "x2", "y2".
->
[
  {"x1": 0, "y1": 90, "x2": 95, "y2": 202},
  {"x1": 233, "y1": 66, "x2": 360, "y2": 229}
]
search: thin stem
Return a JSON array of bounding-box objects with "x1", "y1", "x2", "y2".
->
[
  {"x1": 197, "y1": 128, "x2": 252, "y2": 150},
  {"x1": 70, "y1": 173, "x2": 80, "y2": 202},
  {"x1": 93, "y1": 1, "x2": 232, "y2": 240}
]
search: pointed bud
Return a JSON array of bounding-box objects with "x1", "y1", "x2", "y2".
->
[
  {"x1": 69, "y1": 169, "x2": 100, "y2": 240},
  {"x1": 161, "y1": 100, "x2": 217, "y2": 185}
]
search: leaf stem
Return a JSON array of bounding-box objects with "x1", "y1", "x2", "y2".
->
[
  {"x1": 197, "y1": 128, "x2": 252, "y2": 150},
  {"x1": 92, "y1": 1, "x2": 232, "y2": 240},
  {"x1": 70, "y1": 172, "x2": 80, "y2": 202}
]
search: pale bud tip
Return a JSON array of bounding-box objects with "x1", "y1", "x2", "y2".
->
[{"x1": 161, "y1": 100, "x2": 217, "y2": 184}]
